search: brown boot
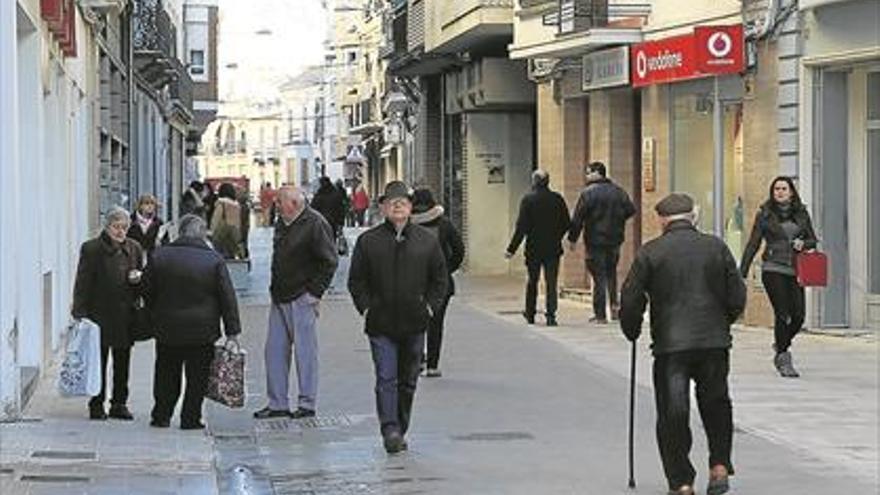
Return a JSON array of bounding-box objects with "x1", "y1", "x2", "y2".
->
[{"x1": 707, "y1": 465, "x2": 730, "y2": 495}]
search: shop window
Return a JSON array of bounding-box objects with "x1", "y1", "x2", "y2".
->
[{"x1": 868, "y1": 72, "x2": 880, "y2": 294}]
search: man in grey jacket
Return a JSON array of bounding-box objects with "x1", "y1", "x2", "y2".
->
[
  {"x1": 620, "y1": 193, "x2": 746, "y2": 495},
  {"x1": 254, "y1": 186, "x2": 338, "y2": 419}
]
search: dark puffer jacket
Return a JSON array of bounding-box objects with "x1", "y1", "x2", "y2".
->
[
  {"x1": 620, "y1": 221, "x2": 747, "y2": 355},
  {"x1": 506, "y1": 185, "x2": 571, "y2": 261},
  {"x1": 568, "y1": 178, "x2": 636, "y2": 248},
  {"x1": 348, "y1": 221, "x2": 448, "y2": 338},
  {"x1": 270, "y1": 207, "x2": 338, "y2": 304},
  {"x1": 740, "y1": 202, "x2": 818, "y2": 277},
  {"x1": 410, "y1": 205, "x2": 465, "y2": 296},
  {"x1": 311, "y1": 181, "x2": 346, "y2": 230},
  {"x1": 71, "y1": 232, "x2": 144, "y2": 348},
  {"x1": 144, "y1": 237, "x2": 241, "y2": 346}
]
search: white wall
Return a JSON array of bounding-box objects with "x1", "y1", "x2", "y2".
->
[{"x1": 803, "y1": 0, "x2": 880, "y2": 59}]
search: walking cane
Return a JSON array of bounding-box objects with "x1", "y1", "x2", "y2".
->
[{"x1": 628, "y1": 340, "x2": 637, "y2": 489}]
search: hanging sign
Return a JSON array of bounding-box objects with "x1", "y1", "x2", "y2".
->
[{"x1": 631, "y1": 25, "x2": 743, "y2": 88}]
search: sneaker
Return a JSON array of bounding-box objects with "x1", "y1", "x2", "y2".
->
[
  {"x1": 774, "y1": 351, "x2": 800, "y2": 378},
  {"x1": 289, "y1": 408, "x2": 316, "y2": 419},
  {"x1": 425, "y1": 368, "x2": 442, "y2": 378},
  {"x1": 588, "y1": 316, "x2": 609, "y2": 325},
  {"x1": 383, "y1": 431, "x2": 405, "y2": 454},
  {"x1": 253, "y1": 407, "x2": 291, "y2": 419},
  {"x1": 546, "y1": 315, "x2": 558, "y2": 327},
  {"x1": 89, "y1": 404, "x2": 107, "y2": 421},
  {"x1": 108, "y1": 404, "x2": 134, "y2": 420},
  {"x1": 149, "y1": 418, "x2": 170, "y2": 428},
  {"x1": 522, "y1": 312, "x2": 535, "y2": 325},
  {"x1": 707, "y1": 465, "x2": 730, "y2": 495}
]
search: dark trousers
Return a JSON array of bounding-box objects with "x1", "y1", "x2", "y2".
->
[
  {"x1": 761, "y1": 271, "x2": 805, "y2": 353},
  {"x1": 426, "y1": 295, "x2": 451, "y2": 370},
  {"x1": 586, "y1": 245, "x2": 621, "y2": 319},
  {"x1": 89, "y1": 345, "x2": 131, "y2": 407},
  {"x1": 653, "y1": 349, "x2": 734, "y2": 490},
  {"x1": 355, "y1": 210, "x2": 366, "y2": 227},
  {"x1": 151, "y1": 342, "x2": 214, "y2": 425},
  {"x1": 525, "y1": 256, "x2": 560, "y2": 318},
  {"x1": 369, "y1": 333, "x2": 424, "y2": 437}
]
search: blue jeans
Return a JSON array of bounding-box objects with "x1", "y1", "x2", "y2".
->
[{"x1": 369, "y1": 333, "x2": 425, "y2": 437}]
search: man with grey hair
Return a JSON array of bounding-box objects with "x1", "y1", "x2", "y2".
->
[
  {"x1": 505, "y1": 169, "x2": 571, "y2": 326},
  {"x1": 254, "y1": 186, "x2": 338, "y2": 419},
  {"x1": 145, "y1": 214, "x2": 241, "y2": 430},
  {"x1": 619, "y1": 193, "x2": 746, "y2": 495}
]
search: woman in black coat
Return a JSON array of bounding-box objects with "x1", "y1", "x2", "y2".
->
[
  {"x1": 127, "y1": 194, "x2": 164, "y2": 256},
  {"x1": 72, "y1": 207, "x2": 145, "y2": 420},
  {"x1": 740, "y1": 176, "x2": 818, "y2": 378}
]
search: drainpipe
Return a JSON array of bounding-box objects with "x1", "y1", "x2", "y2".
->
[{"x1": 746, "y1": 0, "x2": 780, "y2": 39}]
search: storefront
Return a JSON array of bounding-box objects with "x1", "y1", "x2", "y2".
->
[{"x1": 800, "y1": 0, "x2": 880, "y2": 330}]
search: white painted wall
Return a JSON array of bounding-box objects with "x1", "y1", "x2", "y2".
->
[{"x1": 465, "y1": 112, "x2": 533, "y2": 276}]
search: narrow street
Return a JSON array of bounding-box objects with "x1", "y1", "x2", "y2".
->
[{"x1": 1, "y1": 227, "x2": 875, "y2": 494}]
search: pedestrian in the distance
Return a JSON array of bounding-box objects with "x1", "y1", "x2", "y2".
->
[
  {"x1": 410, "y1": 187, "x2": 464, "y2": 377},
  {"x1": 620, "y1": 193, "x2": 746, "y2": 495},
  {"x1": 144, "y1": 214, "x2": 241, "y2": 430},
  {"x1": 254, "y1": 186, "x2": 338, "y2": 419},
  {"x1": 311, "y1": 176, "x2": 345, "y2": 238},
  {"x1": 740, "y1": 176, "x2": 818, "y2": 378},
  {"x1": 210, "y1": 182, "x2": 243, "y2": 259},
  {"x1": 181, "y1": 181, "x2": 206, "y2": 219},
  {"x1": 336, "y1": 179, "x2": 352, "y2": 227},
  {"x1": 348, "y1": 181, "x2": 448, "y2": 454},
  {"x1": 505, "y1": 169, "x2": 571, "y2": 326},
  {"x1": 352, "y1": 184, "x2": 370, "y2": 227},
  {"x1": 127, "y1": 194, "x2": 164, "y2": 257},
  {"x1": 568, "y1": 161, "x2": 636, "y2": 323},
  {"x1": 71, "y1": 206, "x2": 144, "y2": 421},
  {"x1": 259, "y1": 182, "x2": 277, "y2": 227}
]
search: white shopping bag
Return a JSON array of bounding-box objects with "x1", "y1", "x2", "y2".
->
[{"x1": 58, "y1": 318, "x2": 102, "y2": 397}]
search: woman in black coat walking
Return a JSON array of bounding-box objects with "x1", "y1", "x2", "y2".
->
[
  {"x1": 740, "y1": 176, "x2": 818, "y2": 378},
  {"x1": 127, "y1": 194, "x2": 164, "y2": 256},
  {"x1": 72, "y1": 207, "x2": 145, "y2": 420}
]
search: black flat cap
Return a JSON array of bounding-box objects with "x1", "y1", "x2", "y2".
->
[
  {"x1": 379, "y1": 181, "x2": 412, "y2": 202},
  {"x1": 655, "y1": 193, "x2": 695, "y2": 216}
]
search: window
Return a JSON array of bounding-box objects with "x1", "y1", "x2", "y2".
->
[
  {"x1": 868, "y1": 72, "x2": 880, "y2": 293},
  {"x1": 190, "y1": 50, "x2": 205, "y2": 75}
]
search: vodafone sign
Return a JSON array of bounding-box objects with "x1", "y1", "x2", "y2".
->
[{"x1": 631, "y1": 25, "x2": 744, "y2": 87}]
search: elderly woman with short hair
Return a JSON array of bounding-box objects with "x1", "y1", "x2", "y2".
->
[{"x1": 72, "y1": 206, "x2": 145, "y2": 420}]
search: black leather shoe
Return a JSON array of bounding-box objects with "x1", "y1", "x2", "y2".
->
[
  {"x1": 108, "y1": 404, "x2": 134, "y2": 420},
  {"x1": 522, "y1": 312, "x2": 535, "y2": 325},
  {"x1": 180, "y1": 421, "x2": 205, "y2": 430},
  {"x1": 253, "y1": 406, "x2": 290, "y2": 419},
  {"x1": 546, "y1": 315, "x2": 558, "y2": 327},
  {"x1": 289, "y1": 408, "x2": 316, "y2": 419},
  {"x1": 89, "y1": 405, "x2": 107, "y2": 420},
  {"x1": 150, "y1": 418, "x2": 170, "y2": 428},
  {"x1": 383, "y1": 431, "x2": 405, "y2": 454}
]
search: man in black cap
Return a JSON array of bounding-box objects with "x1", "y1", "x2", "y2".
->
[
  {"x1": 619, "y1": 193, "x2": 746, "y2": 495},
  {"x1": 348, "y1": 181, "x2": 448, "y2": 454},
  {"x1": 568, "y1": 161, "x2": 636, "y2": 323}
]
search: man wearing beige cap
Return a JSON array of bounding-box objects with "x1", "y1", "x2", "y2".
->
[{"x1": 619, "y1": 193, "x2": 746, "y2": 495}]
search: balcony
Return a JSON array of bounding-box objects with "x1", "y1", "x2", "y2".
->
[
  {"x1": 133, "y1": 0, "x2": 179, "y2": 88},
  {"x1": 426, "y1": 0, "x2": 515, "y2": 54},
  {"x1": 168, "y1": 59, "x2": 193, "y2": 123},
  {"x1": 509, "y1": 0, "x2": 648, "y2": 60}
]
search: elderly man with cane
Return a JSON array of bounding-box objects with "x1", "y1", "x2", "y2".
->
[{"x1": 619, "y1": 193, "x2": 746, "y2": 495}]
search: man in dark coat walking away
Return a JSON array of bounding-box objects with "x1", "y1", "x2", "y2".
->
[
  {"x1": 505, "y1": 170, "x2": 570, "y2": 326},
  {"x1": 254, "y1": 186, "x2": 338, "y2": 420},
  {"x1": 348, "y1": 181, "x2": 448, "y2": 454},
  {"x1": 311, "y1": 176, "x2": 346, "y2": 237},
  {"x1": 569, "y1": 161, "x2": 636, "y2": 323},
  {"x1": 410, "y1": 187, "x2": 464, "y2": 377},
  {"x1": 144, "y1": 214, "x2": 241, "y2": 430},
  {"x1": 619, "y1": 193, "x2": 746, "y2": 495}
]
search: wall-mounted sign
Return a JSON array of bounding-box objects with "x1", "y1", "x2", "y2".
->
[
  {"x1": 582, "y1": 46, "x2": 630, "y2": 91},
  {"x1": 642, "y1": 137, "x2": 656, "y2": 192},
  {"x1": 40, "y1": 0, "x2": 77, "y2": 57},
  {"x1": 631, "y1": 25, "x2": 743, "y2": 88}
]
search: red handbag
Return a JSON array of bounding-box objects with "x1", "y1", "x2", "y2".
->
[{"x1": 795, "y1": 251, "x2": 828, "y2": 287}]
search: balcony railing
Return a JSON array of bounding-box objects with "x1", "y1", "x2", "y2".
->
[
  {"x1": 169, "y1": 59, "x2": 194, "y2": 118},
  {"x1": 133, "y1": 0, "x2": 179, "y2": 88}
]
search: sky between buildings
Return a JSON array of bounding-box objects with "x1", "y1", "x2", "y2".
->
[{"x1": 218, "y1": 0, "x2": 328, "y2": 102}]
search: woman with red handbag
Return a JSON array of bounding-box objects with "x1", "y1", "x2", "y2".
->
[{"x1": 740, "y1": 176, "x2": 818, "y2": 378}]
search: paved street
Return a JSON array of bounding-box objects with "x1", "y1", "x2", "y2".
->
[{"x1": 1, "y1": 226, "x2": 877, "y2": 494}]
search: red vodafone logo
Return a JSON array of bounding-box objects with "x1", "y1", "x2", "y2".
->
[
  {"x1": 707, "y1": 31, "x2": 732, "y2": 59},
  {"x1": 635, "y1": 50, "x2": 648, "y2": 79}
]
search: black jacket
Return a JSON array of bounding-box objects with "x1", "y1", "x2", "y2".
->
[
  {"x1": 71, "y1": 233, "x2": 144, "y2": 348},
  {"x1": 568, "y1": 178, "x2": 636, "y2": 248},
  {"x1": 620, "y1": 221, "x2": 747, "y2": 355},
  {"x1": 311, "y1": 184, "x2": 346, "y2": 229},
  {"x1": 507, "y1": 185, "x2": 571, "y2": 260},
  {"x1": 740, "y1": 202, "x2": 818, "y2": 277},
  {"x1": 348, "y1": 220, "x2": 448, "y2": 338},
  {"x1": 127, "y1": 214, "x2": 164, "y2": 254},
  {"x1": 270, "y1": 207, "x2": 338, "y2": 304},
  {"x1": 411, "y1": 205, "x2": 465, "y2": 296},
  {"x1": 145, "y1": 237, "x2": 241, "y2": 346}
]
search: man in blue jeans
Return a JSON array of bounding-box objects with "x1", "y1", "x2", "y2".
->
[{"x1": 348, "y1": 181, "x2": 448, "y2": 454}]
